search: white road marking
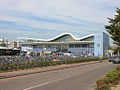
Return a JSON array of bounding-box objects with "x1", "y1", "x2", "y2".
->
[
  {"x1": 24, "y1": 72, "x2": 82, "y2": 90},
  {"x1": 24, "y1": 76, "x2": 71, "y2": 90},
  {"x1": 24, "y1": 63, "x2": 106, "y2": 90}
]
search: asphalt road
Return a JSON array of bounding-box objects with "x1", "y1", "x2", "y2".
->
[{"x1": 0, "y1": 61, "x2": 119, "y2": 90}]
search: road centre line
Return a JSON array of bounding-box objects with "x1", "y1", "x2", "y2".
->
[
  {"x1": 24, "y1": 63, "x2": 105, "y2": 90},
  {"x1": 24, "y1": 75, "x2": 72, "y2": 90}
]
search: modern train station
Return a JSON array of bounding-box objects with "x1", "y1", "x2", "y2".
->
[{"x1": 18, "y1": 32, "x2": 110, "y2": 56}]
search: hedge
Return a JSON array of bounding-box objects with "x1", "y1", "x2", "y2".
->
[
  {"x1": 65, "y1": 57, "x2": 108, "y2": 64},
  {"x1": 0, "y1": 57, "x2": 108, "y2": 73},
  {"x1": 0, "y1": 61, "x2": 61, "y2": 72}
]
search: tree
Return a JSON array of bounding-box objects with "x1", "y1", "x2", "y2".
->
[
  {"x1": 105, "y1": 8, "x2": 120, "y2": 47},
  {"x1": 114, "y1": 47, "x2": 120, "y2": 54},
  {"x1": 0, "y1": 42, "x2": 6, "y2": 47}
]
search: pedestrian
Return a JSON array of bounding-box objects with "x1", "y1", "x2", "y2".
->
[
  {"x1": 29, "y1": 56, "x2": 32, "y2": 63},
  {"x1": 99, "y1": 55, "x2": 102, "y2": 63}
]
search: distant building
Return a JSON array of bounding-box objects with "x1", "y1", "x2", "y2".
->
[
  {"x1": 0, "y1": 38, "x2": 10, "y2": 47},
  {"x1": 18, "y1": 32, "x2": 110, "y2": 56},
  {"x1": 0, "y1": 39, "x2": 20, "y2": 56},
  {"x1": 9, "y1": 41, "x2": 20, "y2": 48}
]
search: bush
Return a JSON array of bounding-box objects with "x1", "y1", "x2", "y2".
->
[
  {"x1": 106, "y1": 71, "x2": 118, "y2": 77},
  {"x1": 0, "y1": 57, "x2": 108, "y2": 73},
  {"x1": 96, "y1": 78, "x2": 109, "y2": 90},
  {"x1": 116, "y1": 66, "x2": 120, "y2": 71},
  {"x1": 96, "y1": 66, "x2": 120, "y2": 90},
  {"x1": 65, "y1": 58, "x2": 100, "y2": 64},
  {"x1": 0, "y1": 60, "x2": 62, "y2": 72}
]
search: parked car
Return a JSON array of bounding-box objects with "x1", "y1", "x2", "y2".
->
[
  {"x1": 63, "y1": 53, "x2": 71, "y2": 56},
  {"x1": 113, "y1": 57, "x2": 120, "y2": 63},
  {"x1": 63, "y1": 53, "x2": 77, "y2": 58}
]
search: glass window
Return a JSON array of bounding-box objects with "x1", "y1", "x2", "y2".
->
[
  {"x1": 69, "y1": 44, "x2": 74, "y2": 48},
  {"x1": 89, "y1": 44, "x2": 94, "y2": 48},
  {"x1": 51, "y1": 35, "x2": 74, "y2": 42},
  {"x1": 75, "y1": 44, "x2": 81, "y2": 48},
  {"x1": 82, "y1": 44, "x2": 87, "y2": 47},
  {"x1": 80, "y1": 36, "x2": 94, "y2": 41}
]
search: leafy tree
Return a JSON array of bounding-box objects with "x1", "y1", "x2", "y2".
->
[
  {"x1": 114, "y1": 47, "x2": 120, "y2": 54},
  {"x1": 105, "y1": 8, "x2": 120, "y2": 47},
  {"x1": 0, "y1": 42, "x2": 6, "y2": 47}
]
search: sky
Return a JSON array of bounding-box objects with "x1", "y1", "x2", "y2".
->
[{"x1": 0, "y1": 0, "x2": 120, "y2": 41}]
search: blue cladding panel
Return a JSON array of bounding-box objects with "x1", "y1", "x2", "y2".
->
[{"x1": 94, "y1": 32, "x2": 109, "y2": 56}]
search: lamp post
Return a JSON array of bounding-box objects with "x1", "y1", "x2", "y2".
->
[
  {"x1": 37, "y1": 32, "x2": 45, "y2": 49},
  {"x1": 37, "y1": 32, "x2": 45, "y2": 42},
  {"x1": 37, "y1": 32, "x2": 45, "y2": 57}
]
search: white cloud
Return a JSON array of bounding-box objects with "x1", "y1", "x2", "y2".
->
[
  {"x1": 0, "y1": 14, "x2": 100, "y2": 34},
  {"x1": 0, "y1": 0, "x2": 118, "y2": 24},
  {"x1": 0, "y1": 0, "x2": 119, "y2": 40},
  {"x1": 16, "y1": 0, "x2": 120, "y2": 23}
]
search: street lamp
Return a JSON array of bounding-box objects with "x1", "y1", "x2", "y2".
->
[
  {"x1": 37, "y1": 32, "x2": 46, "y2": 57},
  {"x1": 37, "y1": 32, "x2": 45, "y2": 42}
]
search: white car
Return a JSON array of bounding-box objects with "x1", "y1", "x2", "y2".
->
[{"x1": 63, "y1": 53, "x2": 77, "y2": 58}]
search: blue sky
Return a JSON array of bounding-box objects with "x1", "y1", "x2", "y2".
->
[{"x1": 0, "y1": 0, "x2": 119, "y2": 41}]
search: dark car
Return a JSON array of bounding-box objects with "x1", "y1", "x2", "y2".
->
[{"x1": 108, "y1": 57, "x2": 114, "y2": 62}]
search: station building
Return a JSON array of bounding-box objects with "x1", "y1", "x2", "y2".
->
[{"x1": 18, "y1": 32, "x2": 109, "y2": 56}]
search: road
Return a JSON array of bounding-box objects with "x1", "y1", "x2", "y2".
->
[{"x1": 0, "y1": 61, "x2": 119, "y2": 90}]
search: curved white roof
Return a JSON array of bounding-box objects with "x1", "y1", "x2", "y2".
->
[{"x1": 18, "y1": 33, "x2": 94, "y2": 42}]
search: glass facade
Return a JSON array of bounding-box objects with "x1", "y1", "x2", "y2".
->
[
  {"x1": 25, "y1": 34, "x2": 94, "y2": 43},
  {"x1": 80, "y1": 36, "x2": 94, "y2": 41},
  {"x1": 20, "y1": 33, "x2": 95, "y2": 55},
  {"x1": 20, "y1": 32, "x2": 110, "y2": 56},
  {"x1": 68, "y1": 44, "x2": 94, "y2": 55},
  {"x1": 21, "y1": 43, "x2": 94, "y2": 55},
  {"x1": 51, "y1": 35, "x2": 74, "y2": 42}
]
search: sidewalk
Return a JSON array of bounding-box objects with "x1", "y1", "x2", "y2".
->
[{"x1": 0, "y1": 61, "x2": 103, "y2": 79}]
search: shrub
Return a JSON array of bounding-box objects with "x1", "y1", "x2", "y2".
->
[
  {"x1": 65, "y1": 58, "x2": 100, "y2": 64},
  {"x1": 0, "y1": 57, "x2": 107, "y2": 72},
  {"x1": 96, "y1": 78, "x2": 109, "y2": 90},
  {"x1": 96, "y1": 66, "x2": 120, "y2": 90},
  {"x1": 116, "y1": 66, "x2": 120, "y2": 71},
  {"x1": 106, "y1": 71, "x2": 118, "y2": 77}
]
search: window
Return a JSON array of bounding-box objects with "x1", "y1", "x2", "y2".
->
[
  {"x1": 69, "y1": 44, "x2": 74, "y2": 48},
  {"x1": 75, "y1": 44, "x2": 81, "y2": 48},
  {"x1": 82, "y1": 44, "x2": 87, "y2": 47}
]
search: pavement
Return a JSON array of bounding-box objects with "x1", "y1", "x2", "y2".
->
[{"x1": 0, "y1": 60, "x2": 100, "y2": 79}]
